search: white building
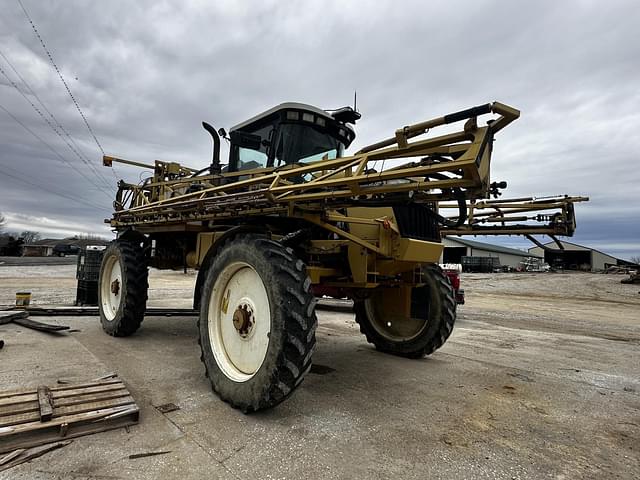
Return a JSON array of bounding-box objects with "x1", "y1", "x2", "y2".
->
[
  {"x1": 442, "y1": 237, "x2": 541, "y2": 269},
  {"x1": 528, "y1": 240, "x2": 621, "y2": 271}
]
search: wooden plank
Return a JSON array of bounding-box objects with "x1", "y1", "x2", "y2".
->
[
  {"x1": 0, "y1": 410, "x2": 40, "y2": 428},
  {"x1": 52, "y1": 383, "x2": 126, "y2": 399},
  {"x1": 0, "y1": 414, "x2": 136, "y2": 454},
  {"x1": 129, "y1": 450, "x2": 171, "y2": 459},
  {"x1": 0, "y1": 404, "x2": 137, "y2": 438},
  {"x1": 0, "y1": 448, "x2": 25, "y2": 466},
  {"x1": 0, "y1": 389, "x2": 36, "y2": 400},
  {"x1": 49, "y1": 378, "x2": 123, "y2": 393},
  {"x1": 0, "y1": 441, "x2": 71, "y2": 472},
  {"x1": 0, "y1": 393, "x2": 38, "y2": 408},
  {"x1": 55, "y1": 395, "x2": 136, "y2": 417},
  {"x1": 0, "y1": 382, "x2": 126, "y2": 408},
  {"x1": 0, "y1": 396, "x2": 135, "y2": 428},
  {"x1": 0, "y1": 378, "x2": 139, "y2": 454},
  {"x1": 0, "y1": 400, "x2": 38, "y2": 418},
  {"x1": 0, "y1": 378, "x2": 122, "y2": 399},
  {"x1": 0, "y1": 388, "x2": 129, "y2": 417},
  {"x1": 37, "y1": 386, "x2": 53, "y2": 422},
  {"x1": 54, "y1": 388, "x2": 129, "y2": 408}
]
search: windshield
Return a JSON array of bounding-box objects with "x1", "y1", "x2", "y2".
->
[{"x1": 275, "y1": 124, "x2": 344, "y2": 167}]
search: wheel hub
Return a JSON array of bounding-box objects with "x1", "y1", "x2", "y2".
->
[
  {"x1": 110, "y1": 279, "x2": 120, "y2": 296},
  {"x1": 232, "y1": 303, "x2": 254, "y2": 338}
]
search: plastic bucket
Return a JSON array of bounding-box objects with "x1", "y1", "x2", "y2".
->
[{"x1": 15, "y1": 292, "x2": 32, "y2": 308}]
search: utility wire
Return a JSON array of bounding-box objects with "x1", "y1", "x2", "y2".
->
[
  {"x1": 17, "y1": 0, "x2": 118, "y2": 182},
  {"x1": 0, "y1": 47, "x2": 114, "y2": 190},
  {"x1": 2, "y1": 165, "x2": 111, "y2": 212},
  {"x1": 0, "y1": 63, "x2": 113, "y2": 194},
  {"x1": 0, "y1": 102, "x2": 114, "y2": 201}
]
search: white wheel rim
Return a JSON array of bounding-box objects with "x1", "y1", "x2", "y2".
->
[
  {"x1": 365, "y1": 287, "x2": 430, "y2": 342},
  {"x1": 208, "y1": 261, "x2": 271, "y2": 382},
  {"x1": 100, "y1": 254, "x2": 122, "y2": 321}
]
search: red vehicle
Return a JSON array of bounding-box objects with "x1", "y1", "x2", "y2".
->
[{"x1": 442, "y1": 267, "x2": 465, "y2": 305}]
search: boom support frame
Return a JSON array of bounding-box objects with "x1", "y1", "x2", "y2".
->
[{"x1": 105, "y1": 102, "x2": 520, "y2": 232}]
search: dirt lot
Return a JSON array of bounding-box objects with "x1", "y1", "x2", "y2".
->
[{"x1": 0, "y1": 261, "x2": 638, "y2": 479}]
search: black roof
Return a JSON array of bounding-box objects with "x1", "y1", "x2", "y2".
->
[{"x1": 230, "y1": 102, "x2": 355, "y2": 137}]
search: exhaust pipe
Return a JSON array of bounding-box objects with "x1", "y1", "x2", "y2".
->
[{"x1": 202, "y1": 121, "x2": 221, "y2": 175}]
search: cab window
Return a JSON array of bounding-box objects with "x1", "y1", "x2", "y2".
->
[
  {"x1": 233, "y1": 123, "x2": 275, "y2": 171},
  {"x1": 238, "y1": 147, "x2": 268, "y2": 170},
  {"x1": 275, "y1": 123, "x2": 343, "y2": 167}
]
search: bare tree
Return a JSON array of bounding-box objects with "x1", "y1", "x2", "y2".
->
[
  {"x1": 20, "y1": 231, "x2": 41, "y2": 244},
  {"x1": 0, "y1": 213, "x2": 5, "y2": 233},
  {"x1": 630, "y1": 255, "x2": 640, "y2": 265}
]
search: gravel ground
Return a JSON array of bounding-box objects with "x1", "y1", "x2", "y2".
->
[
  {"x1": 0, "y1": 255, "x2": 78, "y2": 266},
  {"x1": 0, "y1": 264, "x2": 638, "y2": 479},
  {"x1": 462, "y1": 271, "x2": 639, "y2": 303},
  {"x1": 0, "y1": 265, "x2": 196, "y2": 308}
]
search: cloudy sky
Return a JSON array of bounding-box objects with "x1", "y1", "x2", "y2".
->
[{"x1": 0, "y1": 0, "x2": 638, "y2": 259}]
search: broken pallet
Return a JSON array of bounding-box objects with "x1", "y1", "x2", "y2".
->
[{"x1": 0, "y1": 378, "x2": 139, "y2": 453}]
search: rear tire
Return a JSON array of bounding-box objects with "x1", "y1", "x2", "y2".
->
[
  {"x1": 198, "y1": 236, "x2": 317, "y2": 412},
  {"x1": 354, "y1": 265, "x2": 456, "y2": 358},
  {"x1": 98, "y1": 239, "x2": 148, "y2": 337}
]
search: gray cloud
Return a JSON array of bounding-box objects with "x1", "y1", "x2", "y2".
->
[{"x1": 0, "y1": 0, "x2": 638, "y2": 258}]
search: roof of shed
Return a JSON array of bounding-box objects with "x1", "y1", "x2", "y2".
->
[{"x1": 445, "y1": 237, "x2": 542, "y2": 258}]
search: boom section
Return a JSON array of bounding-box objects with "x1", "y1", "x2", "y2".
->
[
  {"x1": 440, "y1": 195, "x2": 589, "y2": 237},
  {"x1": 104, "y1": 102, "x2": 519, "y2": 228}
]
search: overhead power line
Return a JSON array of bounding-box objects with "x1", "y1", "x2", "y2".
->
[
  {"x1": 0, "y1": 102, "x2": 114, "y2": 201},
  {"x1": 0, "y1": 62, "x2": 113, "y2": 194},
  {"x1": 17, "y1": 0, "x2": 105, "y2": 154},
  {"x1": 2, "y1": 165, "x2": 111, "y2": 213},
  {"x1": 16, "y1": 0, "x2": 118, "y2": 180},
  {"x1": 0, "y1": 47, "x2": 113, "y2": 190}
]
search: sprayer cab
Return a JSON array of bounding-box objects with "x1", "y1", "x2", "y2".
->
[{"x1": 225, "y1": 103, "x2": 358, "y2": 173}]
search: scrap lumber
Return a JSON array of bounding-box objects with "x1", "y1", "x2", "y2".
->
[
  {"x1": 0, "y1": 441, "x2": 71, "y2": 472},
  {"x1": 37, "y1": 386, "x2": 53, "y2": 422},
  {"x1": 0, "y1": 377, "x2": 139, "y2": 454},
  {"x1": 0, "y1": 448, "x2": 25, "y2": 466},
  {"x1": 129, "y1": 450, "x2": 171, "y2": 459}
]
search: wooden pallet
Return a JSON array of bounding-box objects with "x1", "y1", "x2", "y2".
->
[{"x1": 0, "y1": 378, "x2": 139, "y2": 453}]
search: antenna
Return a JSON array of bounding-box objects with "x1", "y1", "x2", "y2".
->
[{"x1": 354, "y1": 90, "x2": 357, "y2": 112}]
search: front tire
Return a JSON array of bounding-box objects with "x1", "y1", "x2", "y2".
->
[
  {"x1": 354, "y1": 265, "x2": 456, "y2": 358},
  {"x1": 198, "y1": 236, "x2": 317, "y2": 413},
  {"x1": 98, "y1": 239, "x2": 148, "y2": 337}
]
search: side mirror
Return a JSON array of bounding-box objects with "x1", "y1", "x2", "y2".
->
[{"x1": 218, "y1": 127, "x2": 228, "y2": 139}]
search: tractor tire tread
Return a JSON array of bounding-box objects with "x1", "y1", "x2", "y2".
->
[
  {"x1": 354, "y1": 265, "x2": 456, "y2": 358},
  {"x1": 99, "y1": 239, "x2": 148, "y2": 337},
  {"x1": 197, "y1": 234, "x2": 317, "y2": 413}
]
